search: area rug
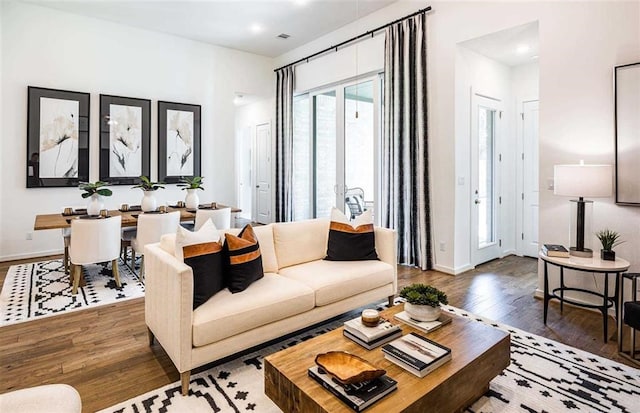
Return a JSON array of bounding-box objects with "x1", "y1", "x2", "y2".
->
[
  {"x1": 0, "y1": 259, "x2": 144, "y2": 327},
  {"x1": 101, "y1": 303, "x2": 639, "y2": 413}
]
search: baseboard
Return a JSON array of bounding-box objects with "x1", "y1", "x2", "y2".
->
[
  {"x1": 433, "y1": 263, "x2": 474, "y2": 275},
  {"x1": 0, "y1": 249, "x2": 63, "y2": 263}
]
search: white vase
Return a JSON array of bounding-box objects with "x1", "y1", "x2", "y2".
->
[
  {"x1": 185, "y1": 188, "x2": 199, "y2": 209},
  {"x1": 141, "y1": 190, "x2": 157, "y2": 212},
  {"x1": 87, "y1": 194, "x2": 103, "y2": 216},
  {"x1": 404, "y1": 302, "x2": 441, "y2": 322}
]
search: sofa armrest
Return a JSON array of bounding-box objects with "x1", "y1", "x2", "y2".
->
[
  {"x1": 375, "y1": 227, "x2": 398, "y2": 294},
  {"x1": 144, "y1": 243, "x2": 194, "y2": 372}
]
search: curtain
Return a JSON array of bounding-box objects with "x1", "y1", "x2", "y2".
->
[
  {"x1": 382, "y1": 13, "x2": 432, "y2": 270},
  {"x1": 275, "y1": 66, "x2": 295, "y2": 222}
]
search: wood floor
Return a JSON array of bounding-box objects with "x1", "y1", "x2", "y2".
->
[{"x1": 0, "y1": 254, "x2": 637, "y2": 412}]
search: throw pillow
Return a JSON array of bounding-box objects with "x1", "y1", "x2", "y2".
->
[
  {"x1": 174, "y1": 218, "x2": 220, "y2": 261},
  {"x1": 223, "y1": 224, "x2": 264, "y2": 293},
  {"x1": 325, "y1": 207, "x2": 378, "y2": 261},
  {"x1": 183, "y1": 241, "x2": 225, "y2": 309}
]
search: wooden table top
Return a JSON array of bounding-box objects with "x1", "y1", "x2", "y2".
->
[
  {"x1": 264, "y1": 304, "x2": 510, "y2": 413},
  {"x1": 33, "y1": 204, "x2": 241, "y2": 230}
]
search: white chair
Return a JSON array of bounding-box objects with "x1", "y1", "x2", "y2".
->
[
  {"x1": 69, "y1": 215, "x2": 122, "y2": 295},
  {"x1": 131, "y1": 211, "x2": 180, "y2": 278},
  {"x1": 62, "y1": 228, "x2": 71, "y2": 274},
  {"x1": 194, "y1": 207, "x2": 231, "y2": 231},
  {"x1": 0, "y1": 384, "x2": 82, "y2": 413}
]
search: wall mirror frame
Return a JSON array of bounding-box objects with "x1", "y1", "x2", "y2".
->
[{"x1": 614, "y1": 62, "x2": 640, "y2": 206}]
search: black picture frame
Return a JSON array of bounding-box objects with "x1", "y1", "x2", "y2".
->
[
  {"x1": 27, "y1": 86, "x2": 90, "y2": 188},
  {"x1": 99, "y1": 94, "x2": 151, "y2": 185},
  {"x1": 158, "y1": 101, "x2": 201, "y2": 184}
]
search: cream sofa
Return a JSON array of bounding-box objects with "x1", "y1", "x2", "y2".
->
[{"x1": 144, "y1": 218, "x2": 397, "y2": 395}]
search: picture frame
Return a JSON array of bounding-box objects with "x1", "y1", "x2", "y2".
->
[
  {"x1": 614, "y1": 62, "x2": 640, "y2": 206},
  {"x1": 158, "y1": 101, "x2": 201, "y2": 184},
  {"x1": 99, "y1": 94, "x2": 151, "y2": 185},
  {"x1": 27, "y1": 86, "x2": 90, "y2": 188}
]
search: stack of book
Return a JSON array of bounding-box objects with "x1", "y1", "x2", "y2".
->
[
  {"x1": 308, "y1": 365, "x2": 397, "y2": 412},
  {"x1": 393, "y1": 311, "x2": 452, "y2": 334},
  {"x1": 343, "y1": 316, "x2": 403, "y2": 350},
  {"x1": 382, "y1": 332, "x2": 452, "y2": 378},
  {"x1": 541, "y1": 244, "x2": 570, "y2": 258}
]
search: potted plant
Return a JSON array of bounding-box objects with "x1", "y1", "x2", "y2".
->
[
  {"x1": 400, "y1": 283, "x2": 448, "y2": 322},
  {"x1": 595, "y1": 229, "x2": 624, "y2": 261},
  {"x1": 133, "y1": 176, "x2": 165, "y2": 212},
  {"x1": 178, "y1": 176, "x2": 204, "y2": 209},
  {"x1": 79, "y1": 181, "x2": 112, "y2": 216}
]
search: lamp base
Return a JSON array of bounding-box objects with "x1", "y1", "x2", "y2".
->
[{"x1": 570, "y1": 247, "x2": 593, "y2": 258}]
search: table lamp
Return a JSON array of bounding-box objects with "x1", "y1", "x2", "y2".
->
[{"x1": 554, "y1": 161, "x2": 613, "y2": 257}]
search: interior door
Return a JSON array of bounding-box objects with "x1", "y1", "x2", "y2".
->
[
  {"x1": 522, "y1": 100, "x2": 539, "y2": 257},
  {"x1": 236, "y1": 126, "x2": 252, "y2": 220},
  {"x1": 471, "y1": 94, "x2": 503, "y2": 265},
  {"x1": 255, "y1": 123, "x2": 271, "y2": 224}
]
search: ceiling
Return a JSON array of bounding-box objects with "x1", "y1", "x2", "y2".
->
[
  {"x1": 24, "y1": 0, "x2": 397, "y2": 57},
  {"x1": 459, "y1": 21, "x2": 539, "y2": 67}
]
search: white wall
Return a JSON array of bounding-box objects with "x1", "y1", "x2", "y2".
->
[
  {"x1": 0, "y1": 1, "x2": 273, "y2": 260},
  {"x1": 274, "y1": 1, "x2": 640, "y2": 288}
]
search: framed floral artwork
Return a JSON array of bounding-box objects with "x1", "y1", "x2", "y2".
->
[
  {"x1": 99, "y1": 94, "x2": 151, "y2": 185},
  {"x1": 27, "y1": 86, "x2": 90, "y2": 188},
  {"x1": 158, "y1": 101, "x2": 201, "y2": 184}
]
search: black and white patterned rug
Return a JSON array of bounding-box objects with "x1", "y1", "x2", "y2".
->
[
  {"x1": 0, "y1": 259, "x2": 144, "y2": 327},
  {"x1": 100, "y1": 302, "x2": 640, "y2": 413}
]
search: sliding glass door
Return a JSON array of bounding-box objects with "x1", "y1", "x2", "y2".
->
[{"x1": 293, "y1": 76, "x2": 381, "y2": 221}]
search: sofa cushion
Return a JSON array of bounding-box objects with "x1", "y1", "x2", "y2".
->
[
  {"x1": 192, "y1": 273, "x2": 315, "y2": 346},
  {"x1": 224, "y1": 225, "x2": 264, "y2": 293},
  {"x1": 326, "y1": 208, "x2": 378, "y2": 261},
  {"x1": 249, "y1": 225, "x2": 278, "y2": 273},
  {"x1": 273, "y1": 218, "x2": 330, "y2": 269},
  {"x1": 278, "y1": 259, "x2": 394, "y2": 306},
  {"x1": 183, "y1": 241, "x2": 225, "y2": 309}
]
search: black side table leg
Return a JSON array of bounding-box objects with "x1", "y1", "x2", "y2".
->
[
  {"x1": 544, "y1": 261, "x2": 549, "y2": 325},
  {"x1": 560, "y1": 267, "x2": 565, "y2": 314},
  {"x1": 603, "y1": 272, "x2": 609, "y2": 343}
]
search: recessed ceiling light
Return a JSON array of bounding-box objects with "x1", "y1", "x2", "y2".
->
[
  {"x1": 277, "y1": 33, "x2": 291, "y2": 39},
  {"x1": 233, "y1": 94, "x2": 244, "y2": 106},
  {"x1": 250, "y1": 24, "x2": 263, "y2": 34},
  {"x1": 516, "y1": 44, "x2": 530, "y2": 54}
]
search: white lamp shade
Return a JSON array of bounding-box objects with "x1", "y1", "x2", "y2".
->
[{"x1": 554, "y1": 164, "x2": 613, "y2": 197}]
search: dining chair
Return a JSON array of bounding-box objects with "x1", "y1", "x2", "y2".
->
[
  {"x1": 194, "y1": 207, "x2": 231, "y2": 231},
  {"x1": 62, "y1": 228, "x2": 71, "y2": 274},
  {"x1": 69, "y1": 215, "x2": 122, "y2": 295},
  {"x1": 130, "y1": 211, "x2": 180, "y2": 279}
]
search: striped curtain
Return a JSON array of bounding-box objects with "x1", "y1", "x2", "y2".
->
[
  {"x1": 275, "y1": 66, "x2": 294, "y2": 222},
  {"x1": 382, "y1": 13, "x2": 432, "y2": 270}
]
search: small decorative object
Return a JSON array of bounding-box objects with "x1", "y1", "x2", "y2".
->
[
  {"x1": 595, "y1": 228, "x2": 624, "y2": 261},
  {"x1": 315, "y1": 351, "x2": 386, "y2": 385},
  {"x1": 79, "y1": 181, "x2": 112, "y2": 216},
  {"x1": 63, "y1": 207, "x2": 73, "y2": 216},
  {"x1": 176, "y1": 200, "x2": 185, "y2": 208},
  {"x1": 99, "y1": 209, "x2": 109, "y2": 218},
  {"x1": 178, "y1": 176, "x2": 204, "y2": 210},
  {"x1": 120, "y1": 203, "x2": 129, "y2": 211},
  {"x1": 400, "y1": 284, "x2": 448, "y2": 322},
  {"x1": 361, "y1": 309, "x2": 380, "y2": 327},
  {"x1": 133, "y1": 176, "x2": 164, "y2": 212}
]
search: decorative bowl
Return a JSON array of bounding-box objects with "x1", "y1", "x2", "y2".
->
[{"x1": 314, "y1": 351, "x2": 385, "y2": 384}]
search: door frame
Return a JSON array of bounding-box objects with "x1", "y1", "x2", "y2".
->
[{"x1": 470, "y1": 92, "x2": 503, "y2": 266}]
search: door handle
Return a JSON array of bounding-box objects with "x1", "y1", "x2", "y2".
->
[
  {"x1": 256, "y1": 185, "x2": 259, "y2": 188},
  {"x1": 474, "y1": 199, "x2": 481, "y2": 204}
]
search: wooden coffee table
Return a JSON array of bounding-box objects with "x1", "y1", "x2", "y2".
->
[{"x1": 264, "y1": 305, "x2": 510, "y2": 412}]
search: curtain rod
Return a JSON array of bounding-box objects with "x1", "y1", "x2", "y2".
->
[{"x1": 273, "y1": 5, "x2": 432, "y2": 72}]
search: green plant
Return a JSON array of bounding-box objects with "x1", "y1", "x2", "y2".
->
[
  {"x1": 595, "y1": 229, "x2": 624, "y2": 251},
  {"x1": 78, "y1": 181, "x2": 112, "y2": 198},
  {"x1": 177, "y1": 176, "x2": 204, "y2": 190},
  {"x1": 132, "y1": 176, "x2": 165, "y2": 191},
  {"x1": 400, "y1": 284, "x2": 448, "y2": 308}
]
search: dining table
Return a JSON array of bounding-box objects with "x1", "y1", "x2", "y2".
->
[{"x1": 33, "y1": 204, "x2": 241, "y2": 231}]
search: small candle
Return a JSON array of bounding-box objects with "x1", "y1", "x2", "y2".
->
[{"x1": 361, "y1": 309, "x2": 380, "y2": 327}]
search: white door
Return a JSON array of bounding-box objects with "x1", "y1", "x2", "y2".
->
[
  {"x1": 236, "y1": 126, "x2": 253, "y2": 220},
  {"x1": 521, "y1": 100, "x2": 539, "y2": 257},
  {"x1": 255, "y1": 123, "x2": 272, "y2": 224},
  {"x1": 471, "y1": 94, "x2": 503, "y2": 265}
]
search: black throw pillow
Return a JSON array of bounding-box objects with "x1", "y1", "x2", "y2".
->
[
  {"x1": 223, "y1": 225, "x2": 264, "y2": 293},
  {"x1": 325, "y1": 221, "x2": 379, "y2": 261},
  {"x1": 183, "y1": 241, "x2": 225, "y2": 309}
]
